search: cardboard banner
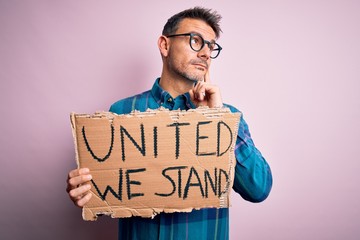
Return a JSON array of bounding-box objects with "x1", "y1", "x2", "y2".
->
[{"x1": 70, "y1": 107, "x2": 240, "y2": 220}]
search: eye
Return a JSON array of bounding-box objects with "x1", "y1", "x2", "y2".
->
[{"x1": 191, "y1": 36, "x2": 201, "y2": 45}]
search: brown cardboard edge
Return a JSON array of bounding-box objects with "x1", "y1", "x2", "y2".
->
[
  {"x1": 82, "y1": 205, "x2": 230, "y2": 221},
  {"x1": 224, "y1": 111, "x2": 241, "y2": 208},
  {"x1": 70, "y1": 112, "x2": 80, "y2": 167}
]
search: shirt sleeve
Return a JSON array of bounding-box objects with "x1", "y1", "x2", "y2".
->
[{"x1": 225, "y1": 104, "x2": 273, "y2": 202}]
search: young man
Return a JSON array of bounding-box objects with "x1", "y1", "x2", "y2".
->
[{"x1": 67, "y1": 7, "x2": 272, "y2": 240}]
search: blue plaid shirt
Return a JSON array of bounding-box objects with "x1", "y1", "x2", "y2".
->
[{"x1": 109, "y1": 78, "x2": 272, "y2": 240}]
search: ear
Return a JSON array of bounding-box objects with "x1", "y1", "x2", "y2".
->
[{"x1": 158, "y1": 36, "x2": 169, "y2": 57}]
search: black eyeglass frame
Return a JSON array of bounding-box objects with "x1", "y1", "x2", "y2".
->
[{"x1": 166, "y1": 33, "x2": 223, "y2": 59}]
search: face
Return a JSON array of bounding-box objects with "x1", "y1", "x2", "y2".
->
[{"x1": 165, "y1": 18, "x2": 216, "y2": 82}]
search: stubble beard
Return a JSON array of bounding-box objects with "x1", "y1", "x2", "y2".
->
[{"x1": 169, "y1": 59, "x2": 205, "y2": 83}]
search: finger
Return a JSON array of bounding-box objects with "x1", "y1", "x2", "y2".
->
[
  {"x1": 192, "y1": 82, "x2": 200, "y2": 100},
  {"x1": 204, "y1": 85, "x2": 223, "y2": 108},
  {"x1": 69, "y1": 183, "x2": 92, "y2": 199},
  {"x1": 195, "y1": 82, "x2": 207, "y2": 101},
  {"x1": 188, "y1": 89, "x2": 196, "y2": 102},
  {"x1": 67, "y1": 174, "x2": 92, "y2": 189},
  {"x1": 76, "y1": 192, "x2": 92, "y2": 207},
  {"x1": 194, "y1": 81, "x2": 205, "y2": 100},
  {"x1": 68, "y1": 168, "x2": 89, "y2": 179},
  {"x1": 204, "y1": 69, "x2": 210, "y2": 83}
]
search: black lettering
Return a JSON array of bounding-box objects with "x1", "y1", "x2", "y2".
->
[
  {"x1": 91, "y1": 168, "x2": 123, "y2": 201},
  {"x1": 167, "y1": 122, "x2": 190, "y2": 159},
  {"x1": 153, "y1": 126, "x2": 158, "y2": 158},
  {"x1": 120, "y1": 124, "x2": 146, "y2": 161},
  {"x1": 82, "y1": 125, "x2": 114, "y2": 162},
  {"x1": 217, "y1": 121, "x2": 233, "y2": 156},
  {"x1": 218, "y1": 168, "x2": 229, "y2": 196},
  {"x1": 196, "y1": 121, "x2": 216, "y2": 156},
  {"x1": 183, "y1": 167, "x2": 205, "y2": 199},
  {"x1": 155, "y1": 166, "x2": 187, "y2": 197},
  {"x1": 126, "y1": 168, "x2": 146, "y2": 200},
  {"x1": 204, "y1": 168, "x2": 218, "y2": 197}
]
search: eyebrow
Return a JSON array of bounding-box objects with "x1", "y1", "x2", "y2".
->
[{"x1": 190, "y1": 31, "x2": 217, "y2": 43}]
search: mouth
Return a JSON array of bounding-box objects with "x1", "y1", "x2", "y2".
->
[{"x1": 193, "y1": 63, "x2": 207, "y2": 71}]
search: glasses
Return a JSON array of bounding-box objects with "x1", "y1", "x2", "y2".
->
[{"x1": 166, "y1": 33, "x2": 222, "y2": 59}]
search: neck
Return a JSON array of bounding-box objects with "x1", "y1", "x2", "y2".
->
[{"x1": 159, "y1": 72, "x2": 194, "y2": 98}]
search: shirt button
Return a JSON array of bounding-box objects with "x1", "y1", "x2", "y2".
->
[{"x1": 168, "y1": 98, "x2": 173, "y2": 102}]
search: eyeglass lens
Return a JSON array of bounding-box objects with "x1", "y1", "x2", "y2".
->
[{"x1": 190, "y1": 34, "x2": 220, "y2": 59}]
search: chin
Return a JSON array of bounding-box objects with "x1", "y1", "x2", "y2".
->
[
  {"x1": 177, "y1": 69, "x2": 204, "y2": 82},
  {"x1": 185, "y1": 75, "x2": 202, "y2": 83}
]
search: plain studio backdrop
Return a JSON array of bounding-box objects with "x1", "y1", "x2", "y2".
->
[{"x1": 0, "y1": 1, "x2": 359, "y2": 239}]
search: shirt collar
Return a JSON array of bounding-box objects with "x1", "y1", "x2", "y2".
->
[{"x1": 151, "y1": 78, "x2": 196, "y2": 109}]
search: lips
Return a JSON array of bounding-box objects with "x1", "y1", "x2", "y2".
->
[
  {"x1": 193, "y1": 63, "x2": 208, "y2": 69},
  {"x1": 190, "y1": 59, "x2": 208, "y2": 71}
]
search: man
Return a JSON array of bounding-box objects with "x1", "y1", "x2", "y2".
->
[{"x1": 67, "y1": 7, "x2": 272, "y2": 240}]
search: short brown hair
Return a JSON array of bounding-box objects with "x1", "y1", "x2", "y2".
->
[{"x1": 162, "y1": 7, "x2": 222, "y2": 38}]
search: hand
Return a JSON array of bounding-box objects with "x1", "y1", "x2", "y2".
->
[
  {"x1": 66, "y1": 168, "x2": 93, "y2": 207},
  {"x1": 189, "y1": 70, "x2": 223, "y2": 108}
]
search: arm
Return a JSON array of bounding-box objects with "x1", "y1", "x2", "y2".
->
[
  {"x1": 231, "y1": 111, "x2": 272, "y2": 202},
  {"x1": 188, "y1": 73, "x2": 272, "y2": 202}
]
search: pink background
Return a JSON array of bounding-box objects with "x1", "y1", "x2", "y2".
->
[{"x1": 1, "y1": 1, "x2": 359, "y2": 239}]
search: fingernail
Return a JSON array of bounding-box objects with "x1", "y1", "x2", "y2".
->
[{"x1": 85, "y1": 174, "x2": 92, "y2": 181}]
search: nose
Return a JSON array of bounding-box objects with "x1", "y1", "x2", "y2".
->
[{"x1": 198, "y1": 42, "x2": 211, "y2": 60}]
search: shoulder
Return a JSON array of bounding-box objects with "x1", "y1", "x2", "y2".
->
[
  {"x1": 109, "y1": 90, "x2": 152, "y2": 114},
  {"x1": 223, "y1": 103, "x2": 250, "y2": 129},
  {"x1": 223, "y1": 103, "x2": 241, "y2": 114}
]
